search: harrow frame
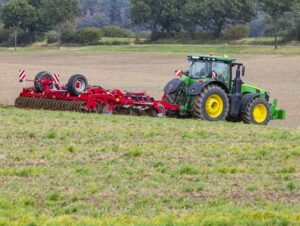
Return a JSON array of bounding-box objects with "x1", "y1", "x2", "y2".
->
[{"x1": 16, "y1": 72, "x2": 180, "y2": 117}]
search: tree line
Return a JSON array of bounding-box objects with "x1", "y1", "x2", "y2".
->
[
  {"x1": 131, "y1": 0, "x2": 299, "y2": 48},
  {"x1": 0, "y1": 0, "x2": 299, "y2": 49}
]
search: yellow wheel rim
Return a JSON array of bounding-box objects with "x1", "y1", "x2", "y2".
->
[
  {"x1": 253, "y1": 104, "x2": 268, "y2": 123},
  {"x1": 205, "y1": 94, "x2": 224, "y2": 118}
]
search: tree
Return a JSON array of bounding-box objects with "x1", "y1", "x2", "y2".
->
[
  {"x1": 109, "y1": 0, "x2": 118, "y2": 24},
  {"x1": 131, "y1": 0, "x2": 187, "y2": 37},
  {"x1": 184, "y1": 0, "x2": 255, "y2": 38},
  {"x1": 27, "y1": 0, "x2": 51, "y2": 33},
  {"x1": 260, "y1": 0, "x2": 296, "y2": 48},
  {"x1": 131, "y1": 0, "x2": 255, "y2": 39},
  {"x1": 41, "y1": 0, "x2": 81, "y2": 49},
  {"x1": 0, "y1": 0, "x2": 37, "y2": 50}
]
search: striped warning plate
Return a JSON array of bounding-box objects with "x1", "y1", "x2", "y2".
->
[
  {"x1": 53, "y1": 73, "x2": 60, "y2": 84},
  {"x1": 19, "y1": 69, "x2": 26, "y2": 82}
]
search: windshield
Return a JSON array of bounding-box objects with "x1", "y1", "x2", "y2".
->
[
  {"x1": 189, "y1": 61, "x2": 209, "y2": 79},
  {"x1": 188, "y1": 60, "x2": 231, "y2": 84}
]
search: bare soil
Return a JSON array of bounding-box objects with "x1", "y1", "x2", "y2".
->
[{"x1": 0, "y1": 51, "x2": 298, "y2": 128}]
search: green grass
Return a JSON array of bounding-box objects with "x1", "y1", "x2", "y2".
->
[
  {"x1": 100, "y1": 37, "x2": 137, "y2": 44},
  {"x1": 1, "y1": 44, "x2": 300, "y2": 55},
  {"x1": 0, "y1": 106, "x2": 300, "y2": 225},
  {"x1": 231, "y1": 37, "x2": 284, "y2": 45}
]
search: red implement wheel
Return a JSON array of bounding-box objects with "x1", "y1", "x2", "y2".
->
[
  {"x1": 34, "y1": 71, "x2": 53, "y2": 93},
  {"x1": 67, "y1": 74, "x2": 88, "y2": 96}
]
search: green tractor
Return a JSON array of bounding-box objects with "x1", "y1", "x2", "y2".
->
[{"x1": 163, "y1": 55, "x2": 286, "y2": 125}]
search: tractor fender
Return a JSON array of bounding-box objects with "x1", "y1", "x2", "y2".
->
[
  {"x1": 163, "y1": 79, "x2": 184, "y2": 94},
  {"x1": 240, "y1": 93, "x2": 260, "y2": 113},
  {"x1": 189, "y1": 81, "x2": 228, "y2": 96}
]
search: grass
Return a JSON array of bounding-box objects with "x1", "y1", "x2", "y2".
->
[
  {"x1": 0, "y1": 106, "x2": 300, "y2": 225},
  {"x1": 100, "y1": 37, "x2": 138, "y2": 44},
  {"x1": 0, "y1": 44, "x2": 300, "y2": 55},
  {"x1": 231, "y1": 37, "x2": 284, "y2": 45}
]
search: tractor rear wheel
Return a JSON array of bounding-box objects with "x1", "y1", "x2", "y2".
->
[
  {"x1": 242, "y1": 98, "x2": 270, "y2": 125},
  {"x1": 67, "y1": 74, "x2": 88, "y2": 96},
  {"x1": 34, "y1": 71, "x2": 53, "y2": 93},
  {"x1": 192, "y1": 85, "x2": 229, "y2": 121}
]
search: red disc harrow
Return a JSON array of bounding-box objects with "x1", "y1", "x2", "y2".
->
[{"x1": 15, "y1": 71, "x2": 180, "y2": 117}]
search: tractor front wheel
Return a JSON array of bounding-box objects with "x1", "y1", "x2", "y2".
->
[
  {"x1": 242, "y1": 98, "x2": 270, "y2": 125},
  {"x1": 192, "y1": 85, "x2": 229, "y2": 121}
]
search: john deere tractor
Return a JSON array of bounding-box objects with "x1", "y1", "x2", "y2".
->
[{"x1": 163, "y1": 55, "x2": 286, "y2": 125}]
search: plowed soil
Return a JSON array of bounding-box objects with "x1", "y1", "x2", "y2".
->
[{"x1": 0, "y1": 52, "x2": 298, "y2": 127}]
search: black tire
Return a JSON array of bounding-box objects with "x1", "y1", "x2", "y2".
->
[
  {"x1": 67, "y1": 74, "x2": 88, "y2": 96},
  {"x1": 192, "y1": 85, "x2": 229, "y2": 121},
  {"x1": 242, "y1": 98, "x2": 270, "y2": 125},
  {"x1": 34, "y1": 71, "x2": 53, "y2": 93}
]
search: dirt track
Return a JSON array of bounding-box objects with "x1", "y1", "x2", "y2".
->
[{"x1": 0, "y1": 51, "x2": 298, "y2": 128}]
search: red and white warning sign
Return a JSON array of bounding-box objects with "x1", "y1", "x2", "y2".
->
[
  {"x1": 211, "y1": 71, "x2": 218, "y2": 80},
  {"x1": 19, "y1": 69, "x2": 26, "y2": 82},
  {"x1": 175, "y1": 69, "x2": 183, "y2": 77},
  {"x1": 52, "y1": 73, "x2": 60, "y2": 84}
]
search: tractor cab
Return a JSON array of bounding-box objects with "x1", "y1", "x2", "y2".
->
[{"x1": 187, "y1": 55, "x2": 238, "y2": 89}]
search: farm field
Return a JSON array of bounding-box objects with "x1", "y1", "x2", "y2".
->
[
  {"x1": 0, "y1": 107, "x2": 300, "y2": 225},
  {"x1": 0, "y1": 48, "x2": 299, "y2": 127},
  {"x1": 0, "y1": 46, "x2": 300, "y2": 225}
]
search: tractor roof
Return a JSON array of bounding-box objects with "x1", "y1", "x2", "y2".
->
[{"x1": 188, "y1": 55, "x2": 236, "y2": 63}]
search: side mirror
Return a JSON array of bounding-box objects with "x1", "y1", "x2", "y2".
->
[{"x1": 242, "y1": 66, "x2": 246, "y2": 76}]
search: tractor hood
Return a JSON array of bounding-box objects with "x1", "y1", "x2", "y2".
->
[{"x1": 241, "y1": 83, "x2": 267, "y2": 99}]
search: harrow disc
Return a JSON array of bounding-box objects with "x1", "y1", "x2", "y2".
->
[
  {"x1": 114, "y1": 105, "x2": 131, "y2": 115},
  {"x1": 14, "y1": 96, "x2": 166, "y2": 118},
  {"x1": 15, "y1": 97, "x2": 23, "y2": 108}
]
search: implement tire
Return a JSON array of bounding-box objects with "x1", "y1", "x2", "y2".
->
[
  {"x1": 34, "y1": 71, "x2": 53, "y2": 93},
  {"x1": 242, "y1": 98, "x2": 270, "y2": 125},
  {"x1": 67, "y1": 74, "x2": 88, "y2": 96},
  {"x1": 192, "y1": 84, "x2": 229, "y2": 121}
]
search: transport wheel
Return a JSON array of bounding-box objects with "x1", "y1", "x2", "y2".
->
[
  {"x1": 34, "y1": 71, "x2": 53, "y2": 93},
  {"x1": 67, "y1": 74, "x2": 88, "y2": 96},
  {"x1": 192, "y1": 85, "x2": 229, "y2": 121},
  {"x1": 242, "y1": 98, "x2": 270, "y2": 125}
]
